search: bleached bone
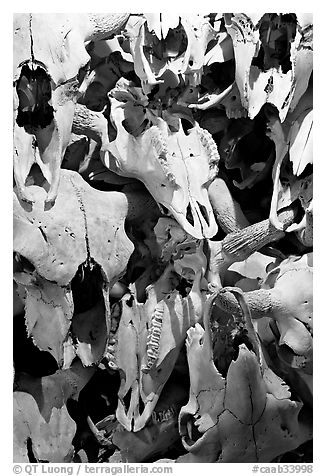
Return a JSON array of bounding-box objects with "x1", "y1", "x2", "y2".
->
[
  {"x1": 125, "y1": 14, "x2": 218, "y2": 93},
  {"x1": 206, "y1": 207, "x2": 295, "y2": 286},
  {"x1": 13, "y1": 13, "x2": 129, "y2": 204},
  {"x1": 14, "y1": 359, "x2": 95, "y2": 462},
  {"x1": 13, "y1": 169, "x2": 158, "y2": 367},
  {"x1": 154, "y1": 217, "x2": 199, "y2": 261},
  {"x1": 212, "y1": 254, "x2": 313, "y2": 372},
  {"x1": 224, "y1": 13, "x2": 313, "y2": 121},
  {"x1": 189, "y1": 82, "x2": 247, "y2": 119},
  {"x1": 106, "y1": 91, "x2": 220, "y2": 239},
  {"x1": 177, "y1": 289, "x2": 312, "y2": 462},
  {"x1": 266, "y1": 86, "x2": 313, "y2": 242},
  {"x1": 114, "y1": 263, "x2": 205, "y2": 432},
  {"x1": 110, "y1": 376, "x2": 187, "y2": 462},
  {"x1": 208, "y1": 177, "x2": 250, "y2": 233},
  {"x1": 72, "y1": 103, "x2": 110, "y2": 150}
]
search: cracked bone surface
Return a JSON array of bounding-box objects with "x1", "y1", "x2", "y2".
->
[
  {"x1": 13, "y1": 169, "x2": 152, "y2": 367},
  {"x1": 177, "y1": 290, "x2": 312, "y2": 462},
  {"x1": 114, "y1": 262, "x2": 205, "y2": 432},
  {"x1": 12, "y1": 12, "x2": 313, "y2": 463},
  {"x1": 13, "y1": 13, "x2": 129, "y2": 204},
  {"x1": 105, "y1": 81, "x2": 219, "y2": 239}
]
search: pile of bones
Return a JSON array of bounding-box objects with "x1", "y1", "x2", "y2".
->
[{"x1": 13, "y1": 13, "x2": 313, "y2": 463}]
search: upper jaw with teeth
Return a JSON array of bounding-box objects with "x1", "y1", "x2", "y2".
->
[
  {"x1": 113, "y1": 261, "x2": 206, "y2": 432},
  {"x1": 106, "y1": 82, "x2": 220, "y2": 239}
]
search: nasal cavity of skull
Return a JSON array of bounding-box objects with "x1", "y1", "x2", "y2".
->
[
  {"x1": 122, "y1": 387, "x2": 133, "y2": 412},
  {"x1": 16, "y1": 64, "x2": 54, "y2": 130},
  {"x1": 71, "y1": 260, "x2": 103, "y2": 314},
  {"x1": 122, "y1": 388, "x2": 145, "y2": 414},
  {"x1": 25, "y1": 163, "x2": 50, "y2": 190},
  {"x1": 251, "y1": 13, "x2": 297, "y2": 74},
  {"x1": 197, "y1": 203, "x2": 210, "y2": 227},
  {"x1": 186, "y1": 204, "x2": 195, "y2": 227}
]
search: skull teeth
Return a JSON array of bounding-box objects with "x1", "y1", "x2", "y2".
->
[
  {"x1": 142, "y1": 303, "x2": 164, "y2": 373},
  {"x1": 152, "y1": 405, "x2": 176, "y2": 423}
]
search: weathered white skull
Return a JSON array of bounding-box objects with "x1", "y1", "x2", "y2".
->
[
  {"x1": 262, "y1": 255, "x2": 313, "y2": 372},
  {"x1": 13, "y1": 169, "x2": 134, "y2": 367},
  {"x1": 213, "y1": 254, "x2": 313, "y2": 372},
  {"x1": 125, "y1": 14, "x2": 218, "y2": 93},
  {"x1": 178, "y1": 291, "x2": 312, "y2": 462},
  {"x1": 266, "y1": 86, "x2": 313, "y2": 245},
  {"x1": 105, "y1": 90, "x2": 220, "y2": 239},
  {"x1": 13, "y1": 13, "x2": 129, "y2": 204},
  {"x1": 113, "y1": 263, "x2": 205, "y2": 432},
  {"x1": 14, "y1": 360, "x2": 95, "y2": 462},
  {"x1": 224, "y1": 13, "x2": 313, "y2": 121}
]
